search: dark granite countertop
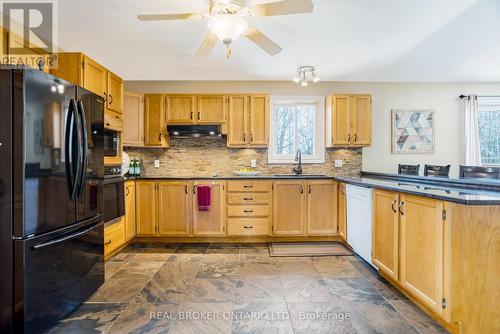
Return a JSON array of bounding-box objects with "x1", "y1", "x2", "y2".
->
[
  {"x1": 125, "y1": 174, "x2": 337, "y2": 180},
  {"x1": 335, "y1": 175, "x2": 500, "y2": 205}
]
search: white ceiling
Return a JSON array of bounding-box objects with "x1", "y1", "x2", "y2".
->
[{"x1": 57, "y1": 0, "x2": 500, "y2": 82}]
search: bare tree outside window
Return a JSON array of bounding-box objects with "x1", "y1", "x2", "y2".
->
[
  {"x1": 275, "y1": 103, "x2": 316, "y2": 157},
  {"x1": 478, "y1": 107, "x2": 500, "y2": 165}
]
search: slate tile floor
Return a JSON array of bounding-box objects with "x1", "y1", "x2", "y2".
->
[{"x1": 49, "y1": 243, "x2": 448, "y2": 334}]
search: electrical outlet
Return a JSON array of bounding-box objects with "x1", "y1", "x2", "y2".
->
[
  {"x1": 334, "y1": 159, "x2": 343, "y2": 168},
  {"x1": 250, "y1": 159, "x2": 257, "y2": 168},
  {"x1": 154, "y1": 160, "x2": 160, "y2": 168}
]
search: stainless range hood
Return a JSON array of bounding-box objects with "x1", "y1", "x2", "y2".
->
[{"x1": 167, "y1": 125, "x2": 222, "y2": 137}]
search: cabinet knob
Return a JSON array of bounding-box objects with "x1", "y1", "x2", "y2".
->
[
  {"x1": 347, "y1": 134, "x2": 351, "y2": 142},
  {"x1": 243, "y1": 225, "x2": 253, "y2": 229},
  {"x1": 243, "y1": 197, "x2": 253, "y2": 201},
  {"x1": 243, "y1": 210, "x2": 253, "y2": 213},
  {"x1": 398, "y1": 201, "x2": 405, "y2": 215},
  {"x1": 105, "y1": 240, "x2": 111, "y2": 245},
  {"x1": 354, "y1": 134, "x2": 358, "y2": 142},
  {"x1": 109, "y1": 94, "x2": 113, "y2": 104},
  {"x1": 391, "y1": 199, "x2": 397, "y2": 213},
  {"x1": 243, "y1": 185, "x2": 253, "y2": 188},
  {"x1": 103, "y1": 92, "x2": 107, "y2": 102}
]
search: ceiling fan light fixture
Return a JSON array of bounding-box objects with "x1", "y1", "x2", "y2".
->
[{"x1": 208, "y1": 14, "x2": 248, "y2": 46}]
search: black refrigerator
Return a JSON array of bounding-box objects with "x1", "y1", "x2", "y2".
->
[{"x1": 0, "y1": 68, "x2": 105, "y2": 333}]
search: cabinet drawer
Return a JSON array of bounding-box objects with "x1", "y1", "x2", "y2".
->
[
  {"x1": 227, "y1": 205, "x2": 270, "y2": 217},
  {"x1": 227, "y1": 193, "x2": 270, "y2": 204},
  {"x1": 227, "y1": 218, "x2": 270, "y2": 236},
  {"x1": 104, "y1": 219, "x2": 125, "y2": 256},
  {"x1": 105, "y1": 111, "x2": 123, "y2": 132},
  {"x1": 227, "y1": 181, "x2": 271, "y2": 193}
]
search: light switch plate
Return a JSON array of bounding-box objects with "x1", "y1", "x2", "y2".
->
[
  {"x1": 334, "y1": 159, "x2": 343, "y2": 168},
  {"x1": 154, "y1": 160, "x2": 160, "y2": 168},
  {"x1": 250, "y1": 159, "x2": 257, "y2": 168}
]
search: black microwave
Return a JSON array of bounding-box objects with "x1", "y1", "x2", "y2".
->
[{"x1": 103, "y1": 129, "x2": 120, "y2": 157}]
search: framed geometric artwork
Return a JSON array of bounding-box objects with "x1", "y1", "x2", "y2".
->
[{"x1": 391, "y1": 109, "x2": 435, "y2": 154}]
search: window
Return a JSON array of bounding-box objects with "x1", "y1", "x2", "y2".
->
[
  {"x1": 268, "y1": 96, "x2": 325, "y2": 163},
  {"x1": 477, "y1": 97, "x2": 500, "y2": 165}
]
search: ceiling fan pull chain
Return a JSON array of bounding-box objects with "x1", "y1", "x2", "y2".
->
[{"x1": 226, "y1": 47, "x2": 232, "y2": 59}]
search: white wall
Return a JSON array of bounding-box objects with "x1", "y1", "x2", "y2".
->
[{"x1": 125, "y1": 81, "x2": 500, "y2": 178}]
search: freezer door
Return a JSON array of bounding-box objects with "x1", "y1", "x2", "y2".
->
[
  {"x1": 13, "y1": 216, "x2": 104, "y2": 334},
  {"x1": 13, "y1": 69, "x2": 78, "y2": 237},
  {"x1": 76, "y1": 88, "x2": 104, "y2": 223}
]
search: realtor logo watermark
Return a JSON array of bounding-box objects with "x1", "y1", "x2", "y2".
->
[{"x1": 1, "y1": 0, "x2": 58, "y2": 69}]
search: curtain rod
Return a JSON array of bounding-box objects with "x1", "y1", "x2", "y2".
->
[{"x1": 459, "y1": 94, "x2": 499, "y2": 99}]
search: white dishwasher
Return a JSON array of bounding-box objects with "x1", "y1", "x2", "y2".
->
[{"x1": 346, "y1": 184, "x2": 375, "y2": 268}]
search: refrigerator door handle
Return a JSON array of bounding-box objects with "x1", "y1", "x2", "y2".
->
[
  {"x1": 72, "y1": 99, "x2": 83, "y2": 200},
  {"x1": 32, "y1": 221, "x2": 102, "y2": 250},
  {"x1": 65, "y1": 99, "x2": 77, "y2": 198},
  {"x1": 76, "y1": 100, "x2": 88, "y2": 198}
]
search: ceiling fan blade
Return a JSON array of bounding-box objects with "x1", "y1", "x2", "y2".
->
[
  {"x1": 244, "y1": 27, "x2": 282, "y2": 55},
  {"x1": 137, "y1": 13, "x2": 203, "y2": 21},
  {"x1": 196, "y1": 32, "x2": 218, "y2": 57},
  {"x1": 250, "y1": 0, "x2": 313, "y2": 17}
]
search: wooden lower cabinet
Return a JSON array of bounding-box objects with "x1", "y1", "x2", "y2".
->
[
  {"x1": 124, "y1": 181, "x2": 136, "y2": 241},
  {"x1": 338, "y1": 183, "x2": 347, "y2": 240},
  {"x1": 136, "y1": 181, "x2": 157, "y2": 235},
  {"x1": 272, "y1": 181, "x2": 306, "y2": 235},
  {"x1": 104, "y1": 218, "x2": 125, "y2": 258},
  {"x1": 372, "y1": 189, "x2": 399, "y2": 281},
  {"x1": 399, "y1": 194, "x2": 445, "y2": 316},
  {"x1": 306, "y1": 180, "x2": 337, "y2": 235},
  {"x1": 158, "y1": 181, "x2": 191, "y2": 236},
  {"x1": 192, "y1": 182, "x2": 226, "y2": 236}
]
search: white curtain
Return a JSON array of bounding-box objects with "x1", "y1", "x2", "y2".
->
[{"x1": 464, "y1": 94, "x2": 481, "y2": 166}]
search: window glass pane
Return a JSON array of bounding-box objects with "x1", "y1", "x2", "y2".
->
[
  {"x1": 296, "y1": 104, "x2": 315, "y2": 155},
  {"x1": 478, "y1": 108, "x2": 500, "y2": 165},
  {"x1": 275, "y1": 105, "x2": 295, "y2": 155}
]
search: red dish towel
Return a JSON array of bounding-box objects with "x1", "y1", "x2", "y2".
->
[{"x1": 197, "y1": 185, "x2": 212, "y2": 211}]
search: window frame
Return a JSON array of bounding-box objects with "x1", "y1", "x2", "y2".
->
[
  {"x1": 477, "y1": 97, "x2": 500, "y2": 167},
  {"x1": 268, "y1": 95, "x2": 325, "y2": 164}
]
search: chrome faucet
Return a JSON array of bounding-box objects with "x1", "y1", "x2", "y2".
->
[{"x1": 293, "y1": 149, "x2": 303, "y2": 175}]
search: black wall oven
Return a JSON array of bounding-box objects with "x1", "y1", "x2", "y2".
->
[
  {"x1": 103, "y1": 166, "x2": 124, "y2": 223},
  {"x1": 103, "y1": 129, "x2": 120, "y2": 158}
]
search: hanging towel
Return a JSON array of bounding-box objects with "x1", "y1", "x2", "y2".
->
[{"x1": 197, "y1": 185, "x2": 212, "y2": 211}]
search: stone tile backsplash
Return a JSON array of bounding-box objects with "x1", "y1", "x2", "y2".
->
[{"x1": 124, "y1": 137, "x2": 362, "y2": 177}]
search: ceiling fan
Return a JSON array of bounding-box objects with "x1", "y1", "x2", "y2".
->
[{"x1": 138, "y1": 0, "x2": 314, "y2": 58}]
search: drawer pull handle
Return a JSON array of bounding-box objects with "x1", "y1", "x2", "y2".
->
[
  {"x1": 243, "y1": 185, "x2": 253, "y2": 188},
  {"x1": 243, "y1": 225, "x2": 253, "y2": 229},
  {"x1": 243, "y1": 210, "x2": 253, "y2": 213},
  {"x1": 243, "y1": 197, "x2": 253, "y2": 200},
  {"x1": 105, "y1": 240, "x2": 111, "y2": 245}
]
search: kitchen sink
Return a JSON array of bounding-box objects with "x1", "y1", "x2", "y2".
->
[{"x1": 274, "y1": 174, "x2": 326, "y2": 177}]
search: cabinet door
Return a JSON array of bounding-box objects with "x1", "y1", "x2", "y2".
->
[
  {"x1": 107, "y1": 71, "x2": 123, "y2": 114},
  {"x1": 351, "y1": 95, "x2": 371, "y2": 146},
  {"x1": 158, "y1": 182, "x2": 191, "y2": 236},
  {"x1": 306, "y1": 180, "x2": 337, "y2": 235},
  {"x1": 124, "y1": 181, "x2": 136, "y2": 241},
  {"x1": 135, "y1": 181, "x2": 157, "y2": 236},
  {"x1": 372, "y1": 190, "x2": 399, "y2": 281},
  {"x1": 123, "y1": 92, "x2": 144, "y2": 146},
  {"x1": 83, "y1": 56, "x2": 107, "y2": 97},
  {"x1": 273, "y1": 181, "x2": 305, "y2": 235},
  {"x1": 338, "y1": 183, "x2": 347, "y2": 241},
  {"x1": 399, "y1": 194, "x2": 444, "y2": 315},
  {"x1": 227, "y1": 95, "x2": 248, "y2": 147},
  {"x1": 331, "y1": 95, "x2": 351, "y2": 146},
  {"x1": 192, "y1": 182, "x2": 225, "y2": 236},
  {"x1": 249, "y1": 95, "x2": 269, "y2": 147},
  {"x1": 144, "y1": 94, "x2": 168, "y2": 147},
  {"x1": 197, "y1": 95, "x2": 227, "y2": 124},
  {"x1": 166, "y1": 95, "x2": 196, "y2": 123}
]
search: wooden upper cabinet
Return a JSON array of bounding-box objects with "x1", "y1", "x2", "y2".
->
[
  {"x1": 197, "y1": 95, "x2": 227, "y2": 124},
  {"x1": 331, "y1": 95, "x2": 351, "y2": 146},
  {"x1": 157, "y1": 182, "x2": 191, "y2": 236},
  {"x1": 351, "y1": 95, "x2": 372, "y2": 146},
  {"x1": 192, "y1": 182, "x2": 225, "y2": 236},
  {"x1": 227, "y1": 95, "x2": 248, "y2": 147},
  {"x1": 399, "y1": 194, "x2": 445, "y2": 315},
  {"x1": 107, "y1": 71, "x2": 123, "y2": 114},
  {"x1": 372, "y1": 189, "x2": 399, "y2": 281},
  {"x1": 144, "y1": 94, "x2": 169, "y2": 147},
  {"x1": 83, "y1": 56, "x2": 107, "y2": 97},
  {"x1": 306, "y1": 180, "x2": 337, "y2": 235},
  {"x1": 338, "y1": 183, "x2": 347, "y2": 241},
  {"x1": 329, "y1": 94, "x2": 372, "y2": 147},
  {"x1": 165, "y1": 95, "x2": 196, "y2": 124},
  {"x1": 273, "y1": 181, "x2": 305, "y2": 235},
  {"x1": 123, "y1": 92, "x2": 144, "y2": 146},
  {"x1": 249, "y1": 95, "x2": 269, "y2": 147},
  {"x1": 135, "y1": 181, "x2": 157, "y2": 236},
  {"x1": 124, "y1": 181, "x2": 136, "y2": 242}
]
